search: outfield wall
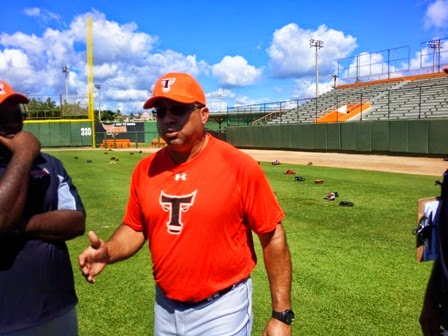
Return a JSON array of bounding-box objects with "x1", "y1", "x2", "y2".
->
[
  {"x1": 23, "y1": 119, "x2": 448, "y2": 157},
  {"x1": 24, "y1": 120, "x2": 93, "y2": 147},
  {"x1": 23, "y1": 121, "x2": 161, "y2": 148},
  {"x1": 22, "y1": 119, "x2": 223, "y2": 148},
  {"x1": 226, "y1": 119, "x2": 448, "y2": 156}
]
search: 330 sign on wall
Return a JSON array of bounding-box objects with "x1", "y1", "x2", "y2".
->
[{"x1": 81, "y1": 127, "x2": 92, "y2": 136}]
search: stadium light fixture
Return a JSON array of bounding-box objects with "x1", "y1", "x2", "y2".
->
[
  {"x1": 427, "y1": 39, "x2": 442, "y2": 73},
  {"x1": 310, "y1": 39, "x2": 324, "y2": 98},
  {"x1": 62, "y1": 65, "x2": 70, "y2": 103}
]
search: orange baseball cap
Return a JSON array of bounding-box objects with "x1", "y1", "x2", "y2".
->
[
  {"x1": 143, "y1": 72, "x2": 206, "y2": 109},
  {"x1": 0, "y1": 81, "x2": 29, "y2": 105}
]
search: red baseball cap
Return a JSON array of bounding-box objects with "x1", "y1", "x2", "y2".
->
[
  {"x1": 0, "y1": 81, "x2": 29, "y2": 105},
  {"x1": 143, "y1": 72, "x2": 206, "y2": 109},
  {"x1": 444, "y1": 66, "x2": 448, "y2": 74}
]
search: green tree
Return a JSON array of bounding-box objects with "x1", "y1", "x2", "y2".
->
[
  {"x1": 62, "y1": 100, "x2": 88, "y2": 118},
  {"x1": 26, "y1": 97, "x2": 59, "y2": 119},
  {"x1": 25, "y1": 96, "x2": 88, "y2": 120}
]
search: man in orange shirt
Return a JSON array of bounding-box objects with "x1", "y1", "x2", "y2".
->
[{"x1": 79, "y1": 72, "x2": 293, "y2": 335}]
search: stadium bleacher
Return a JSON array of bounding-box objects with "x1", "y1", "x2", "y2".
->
[{"x1": 262, "y1": 71, "x2": 448, "y2": 124}]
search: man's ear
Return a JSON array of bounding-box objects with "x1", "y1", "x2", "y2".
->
[{"x1": 201, "y1": 106, "x2": 209, "y2": 125}]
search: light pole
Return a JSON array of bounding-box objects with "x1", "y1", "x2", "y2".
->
[
  {"x1": 95, "y1": 83, "x2": 101, "y2": 122},
  {"x1": 218, "y1": 91, "x2": 223, "y2": 112},
  {"x1": 427, "y1": 39, "x2": 442, "y2": 73},
  {"x1": 310, "y1": 39, "x2": 324, "y2": 98},
  {"x1": 62, "y1": 65, "x2": 69, "y2": 103}
]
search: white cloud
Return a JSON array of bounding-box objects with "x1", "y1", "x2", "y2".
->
[
  {"x1": 206, "y1": 88, "x2": 235, "y2": 112},
  {"x1": 70, "y1": 11, "x2": 158, "y2": 64},
  {"x1": 2, "y1": 2, "x2": 448, "y2": 114},
  {"x1": 94, "y1": 63, "x2": 119, "y2": 79},
  {"x1": 212, "y1": 55, "x2": 263, "y2": 87},
  {"x1": 145, "y1": 50, "x2": 205, "y2": 78},
  {"x1": 291, "y1": 78, "x2": 315, "y2": 100},
  {"x1": 0, "y1": 9, "x2": 361, "y2": 112},
  {"x1": 208, "y1": 88, "x2": 234, "y2": 99},
  {"x1": 24, "y1": 8, "x2": 41, "y2": 17},
  {"x1": 24, "y1": 7, "x2": 61, "y2": 26},
  {"x1": 0, "y1": 10, "x2": 209, "y2": 113},
  {"x1": 0, "y1": 49, "x2": 34, "y2": 85},
  {"x1": 267, "y1": 23, "x2": 357, "y2": 79},
  {"x1": 424, "y1": 0, "x2": 448, "y2": 30},
  {"x1": 233, "y1": 95, "x2": 270, "y2": 107},
  {"x1": 0, "y1": 26, "x2": 84, "y2": 97}
]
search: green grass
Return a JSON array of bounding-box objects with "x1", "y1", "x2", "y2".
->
[{"x1": 49, "y1": 149, "x2": 440, "y2": 335}]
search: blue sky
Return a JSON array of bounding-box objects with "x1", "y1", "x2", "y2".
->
[{"x1": 1, "y1": 0, "x2": 448, "y2": 114}]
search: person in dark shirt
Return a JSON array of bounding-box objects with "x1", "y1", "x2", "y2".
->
[
  {"x1": 420, "y1": 66, "x2": 448, "y2": 336},
  {"x1": 0, "y1": 80, "x2": 86, "y2": 335}
]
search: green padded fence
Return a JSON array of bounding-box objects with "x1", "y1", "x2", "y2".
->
[
  {"x1": 22, "y1": 119, "x2": 448, "y2": 156},
  {"x1": 226, "y1": 119, "x2": 448, "y2": 156},
  {"x1": 24, "y1": 120, "x2": 93, "y2": 147}
]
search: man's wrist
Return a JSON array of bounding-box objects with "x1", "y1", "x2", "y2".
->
[{"x1": 272, "y1": 309, "x2": 294, "y2": 325}]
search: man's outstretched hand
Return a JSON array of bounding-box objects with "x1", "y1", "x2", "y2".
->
[{"x1": 78, "y1": 231, "x2": 110, "y2": 284}]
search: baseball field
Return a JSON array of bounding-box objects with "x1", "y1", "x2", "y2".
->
[{"x1": 48, "y1": 147, "x2": 444, "y2": 335}]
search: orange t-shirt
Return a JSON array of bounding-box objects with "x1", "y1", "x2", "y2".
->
[{"x1": 123, "y1": 135, "x2": 285, "y2": 302}]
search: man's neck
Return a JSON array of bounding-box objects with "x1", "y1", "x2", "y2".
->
[{"x1": 168, "y1": 134, "x2": 208, "y2": 165}]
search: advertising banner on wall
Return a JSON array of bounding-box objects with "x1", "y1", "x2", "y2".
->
[{"x1": 95, "y1": 122, "x2": 145, "y2": 145}]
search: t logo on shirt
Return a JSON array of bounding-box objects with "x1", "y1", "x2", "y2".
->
[{"x1": 160, "y1": 190, "x2": 197, "y2": 234}]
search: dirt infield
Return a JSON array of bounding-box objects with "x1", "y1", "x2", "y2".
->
[
  {"x1": 239, "y1": 149, "x2": 446, "y2": 176},
  {"x1": 107, "y1": 147, "x2": 446, "y2": 177}
]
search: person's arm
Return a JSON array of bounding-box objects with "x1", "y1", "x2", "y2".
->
[
  {"x1": 258, "y1": 223, "x2": 293, "y2": 336},
  {"x1": 23, "y1": 209, "x2": 85, "y2": 241},
  {"x1": 420, "y1": 261, "x2": 443, "y2": 336},
  {"x1": 78, "y1": 224, "x2": 146, "y2": 284},
  {"x1": 0, "y1": 131, "x2": 40, "y2": 235}
]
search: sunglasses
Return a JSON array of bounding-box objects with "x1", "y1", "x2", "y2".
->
[{"x1": 153, "y1": 104, "x2": 204, "y2": 119}]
